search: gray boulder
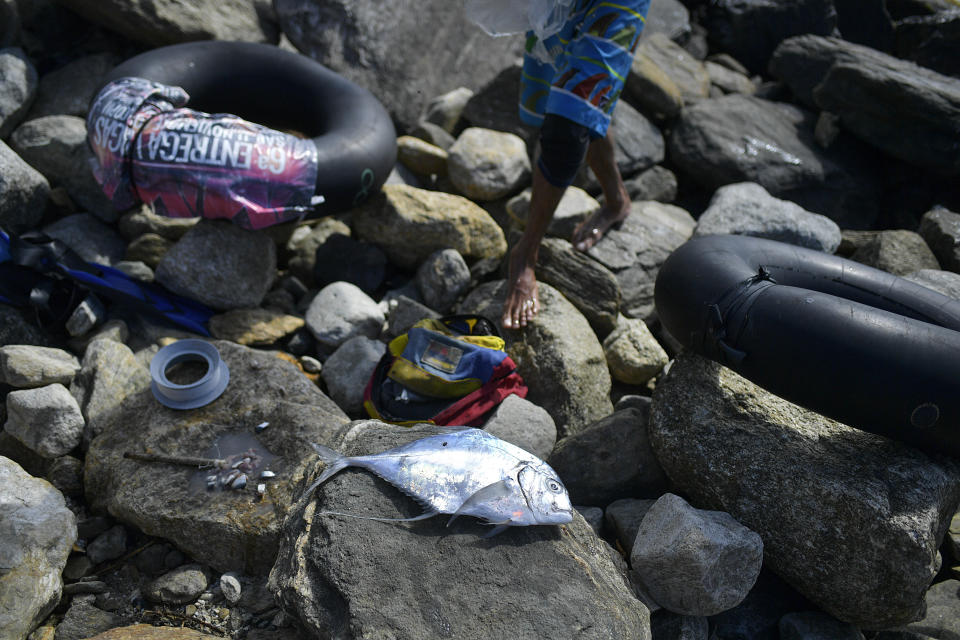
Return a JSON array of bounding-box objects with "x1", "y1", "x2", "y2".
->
[
  {"x1": 898, "y1": 579, "x2": 960, "y2": 639},
  {"x1": 0, "y1": 456, "x2": 77, "y2": 640},
  {"x1": 668, "y1": 93, "x2": 881, "y2": 229},
  {"x1": 352, "y1": 184, "x2": 507, "y2": 270},
  {"x1": 208, "y1": 308, "x2": 304, "y2": 348},
  {"x1": 641, "y1": 0, "x2": 691, "y2": 43},
  {"x1": 84, "y1": 340, "x2": 350, "y2": 575},
  {"x1": 144, "y1": 564, "x2": 210, "y2": 606},
  {"x1": 4, "y1": 383, "x2": 85, "y2": 458},
  {"x1": 458, "y1": 280, "x2": 613, "y2": 437},
  {"x1": 574, "y1": 100, "x2": 666, "y2": 192},
  {"x1": 155, "y1": 220, "x2": 277, "y2": 311},
  {"x1": 536, "y1": 237, "x2": 621, "y2": 338},
  {"x1": 602, "y1": 315, "x2": 669, "y2": 386},
  {"x1": 548, "y1": 407, "x2": 668, "y2": 506},
  {"x1": 694, "y1": 182, "x2": 842, "y2": 253},
  {"x1": 382, "y1": 294, "x2": 439, "y2": 341},
  {"x1": 305, "y1": 281, "x2": 384, "y2": 351},
  {"x1": 397, "y1": 134, "x2": 448, "y2": 177},
  {"x1": 70, "y1": 338, "x2": 151, "y2": 442},
  {"x1": 624, "y1": 165, "x2": 677, "y2": 202},
  {"x1": 584, "y1": 201, "x2": 696, "y2": 322},
  {"x1": 8, "y1": 115, "x2": 114, "y2": 219},
  {"x1": 55, "y1": 0, "x2": 279, "y2": 47},
  {"x1": 53, "y1": 600, "x2": 118, "y2": 640},
  {"x1": 422, "y1": 86, "x2": 474, "y2": 134},
  {"x1": 460, "y1": 63, "x2": 533, "y2": 142},
  {"x1": 0, "y1": 138, "x2": 49, "y2": 231},
  {"x1": 0, "y1": 47, "x2": 36, "y2": 138},
  {"x1": 268, "y1": 421, "x2": 652, "y2": 640},
  {"x1": 0, "y1": 345, "x2": 80, "y2": 388},
  {"x1": 506, "y1": 185, "x2": 600, "y2": 242},
  {"x1": 769, "y1": 34, "x2": 960, "y2": 175},
  {"x1": 628, "y1": 33, "x2": 710, "y2": 108},
  {"x1": 849, "y1": 229, "x2": 940, "y2": 275},
  {"x1": 705, "y1": 60, "x2": 757, "y2": 96},
  {"x1": 42, "y1": 213, "x2": 127, "y2": 266},
  {"x1": 481, "y1": 394, "x2": 557, "y2": 461},
  {"x1": 85, "y1": 524, "x2": 127, "y2": 565},
  {"x1": 447, "y1": 127, "x2": 530, "y2": 202},
  {"x1": 275, "y1": 0, "x2": 523, "y2": 131},
  {"x1": 918, "y1": 206, "x2": 960, "y2": 273},
  {"x1": 320, "y1": 336, "x2": 385, "y2": 417},
  {"x1": 284, "y1": 216, "x2": 351, "y2": 287},
  {"x1": 415, "y1": 248, "x2": 471, "y2": 314},
  {"x1": 703, "y1": 0, "x2": 838, "y2": 74},
  {"x1": 649, "y1": 352, "x2": 960, "y2": 628},
  {"x1": 25, "y1": 52, "x2": 116, "y2": 120},
  {"x1": 631, "y1": 493, "x2": 763, "y2": 617}
]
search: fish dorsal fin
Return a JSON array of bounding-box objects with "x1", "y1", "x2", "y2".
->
[{"x1": 446, "y1": 479, "x2": 514, "y2": 528}]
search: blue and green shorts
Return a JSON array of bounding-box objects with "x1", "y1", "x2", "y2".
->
[{"x1": 519, "y1": 0, "x2": 651, "y2": 139}]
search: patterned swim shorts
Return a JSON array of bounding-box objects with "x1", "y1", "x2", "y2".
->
[{"x1": 519, "y1": 0, "x2": 651, "y2": 138}]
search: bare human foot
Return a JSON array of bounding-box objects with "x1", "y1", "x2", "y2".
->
[
  {"x1": 571, "y1": 201, "x2": 630, "y2": 252},
  {"x1": 576, "y1": 127, "x2": 631, "y2": 252},
  {"x1": 501, "y1": 242, "x2": 540, "y2": 329}
]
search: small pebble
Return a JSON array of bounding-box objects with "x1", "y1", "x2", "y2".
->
[
  {"x1": 255, "y1": 421, "x2": 269, "y2": 433},
  {"x1": 259, "y1": 470, "x2": 275, "y2": 479},
  {"x1": 299, "y1": 355, "x2": 322, "y2": 374},
  {"x1": 220, "y1": 573, "x2": 242, "y2": 604}
]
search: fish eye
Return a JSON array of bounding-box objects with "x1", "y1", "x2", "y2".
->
[{"x1": 548, "y1": 480, "x2": 562, "y2": 493}]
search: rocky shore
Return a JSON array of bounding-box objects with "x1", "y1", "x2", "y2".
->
[{"x1": 2, "y1": 0, "x2": 960, "y2": 639}]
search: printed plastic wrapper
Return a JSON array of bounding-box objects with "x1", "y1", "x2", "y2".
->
[
  {"x1": 87, "y1": 77, "x2": 320, "y2": 230},
  {"x1": 464, "y1": 0, "x2": 575, "y2": 61}
]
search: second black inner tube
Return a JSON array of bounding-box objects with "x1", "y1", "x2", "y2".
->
[
  {"x1": 654, "y1": 234, "x2": 960, "y2": 458},
  {"x1": 102, "y1": 40, "x2": 397, "y2": 215}
]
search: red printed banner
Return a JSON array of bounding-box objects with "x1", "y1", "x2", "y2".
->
[{"x1": 88, "y1": 77, "x2": 320, "y2": 230}]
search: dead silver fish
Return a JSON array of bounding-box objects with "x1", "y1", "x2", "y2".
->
[{"x1": 299, "y1": 428, "x2": 573, "y2": 535}]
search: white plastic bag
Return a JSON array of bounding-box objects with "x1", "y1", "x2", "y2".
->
[{"x1": 465, "y1": 0, "x2": 575, "y2": 61}]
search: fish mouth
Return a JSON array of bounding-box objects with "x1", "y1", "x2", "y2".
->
[{"x1": 546, "y1": 509, "x2": 574, "y2": 525}]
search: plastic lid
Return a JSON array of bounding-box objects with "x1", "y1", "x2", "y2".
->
[{"x1": 150, "y1": 339, "x2": 230, "y2": 409}]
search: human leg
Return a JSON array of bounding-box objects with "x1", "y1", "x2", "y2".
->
[
  {"x1": 571, "y1": 127, "x2": 632, "y2": 251},
  {"x1": 502, "y1": 115, "x2": 591, "y2": 329},
  {"x1": 506, "y1": 0, "x2": 649, "y2": 326},
  {"x1": 502, "y1": 164, "x2": 565, "y2": 329}
]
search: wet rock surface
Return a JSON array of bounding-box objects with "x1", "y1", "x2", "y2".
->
[{"x1": 2, "y1": 1, "x2": 960, "y2": 638}]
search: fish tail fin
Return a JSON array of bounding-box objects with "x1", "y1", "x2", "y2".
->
[{"x1": 292, "y1": 444, "x2": 349, "y2": 511}]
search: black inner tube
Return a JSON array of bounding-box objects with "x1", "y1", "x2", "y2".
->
[
  {"x1": 654, "y1": 234, "x2": 960, "y2": 458},
  {"x1": 103, "y1": 40, "x2": 397, "y2": 215}
]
